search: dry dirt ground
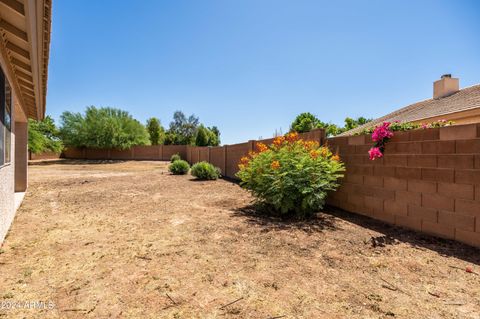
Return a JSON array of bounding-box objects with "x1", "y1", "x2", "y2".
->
[{"x1": 0, "y1": 160, "x2": 479, "y2": 319}]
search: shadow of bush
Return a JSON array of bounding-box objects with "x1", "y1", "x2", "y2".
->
[
  {"x1": 29, "y1": 159, "x2": 128, "y2": 166},
  {"x1": 233, "y1": 203, "x2": 338, "y2": 234}
]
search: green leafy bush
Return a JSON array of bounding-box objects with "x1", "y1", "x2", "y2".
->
[
  {"x1": 236, "y1": 132, "x2": 345, "y2": 218},
  {"x1": 170, "y1": 153, "x2": 181, "y2": 163},
  {"x1": 191, "y1": 161, "x2": 221, "y2": 180},
  {"x1": 169, "y1": 160, "x2": 190, "y2": 175}
]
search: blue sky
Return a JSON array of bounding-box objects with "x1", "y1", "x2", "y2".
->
[{"x1": 46, "y1": 0, "x2": 480, "y2": 144}]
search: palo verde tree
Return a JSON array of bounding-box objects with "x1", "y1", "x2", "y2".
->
[
  {"x1": 28, "y1": 116, "x2": 63, "y2": 154},
  {"x1": 146, "y1": 117, "x2": 165, "y2": 145},
  {"x1": 60, "y1": 106, "x2": 150, "y2": 150}
]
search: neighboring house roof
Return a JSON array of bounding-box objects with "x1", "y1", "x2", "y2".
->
[{"x1": 340, "y1": 83, "x2": 480, "y2": 136}]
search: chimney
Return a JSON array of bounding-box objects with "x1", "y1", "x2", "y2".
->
[{"x1": 433, "y1": 74, "x2": 459, "y2": 99}]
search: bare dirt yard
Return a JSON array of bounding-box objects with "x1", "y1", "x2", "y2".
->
[{"x1": 0, "y1": 160, "x2": 479, "y2": 318}]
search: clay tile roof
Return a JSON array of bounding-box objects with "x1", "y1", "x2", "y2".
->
[{"x1": 340, "y1": 84, "x2": 480, "y2": 136}]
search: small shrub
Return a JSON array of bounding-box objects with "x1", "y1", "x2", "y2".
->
[
  {"x1": 236, "y1": 132, "x2": 345, "y2": 218},
  {"x1": 170, "y1": 153, "x2": 181, "y2": 163},
  {"x1": 191, "y1": 161, "x2": 221, "y2": 180},
  {"x1": 169, "y1": 160, "x2": 190, "y2": 175}
]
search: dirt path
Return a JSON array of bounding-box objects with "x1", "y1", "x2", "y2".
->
[{"x1": 0, "y1": 160, "x2": 479, "y2": 318}]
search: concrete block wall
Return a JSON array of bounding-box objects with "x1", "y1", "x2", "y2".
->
[
  {"x1": 132, "y1": 145, "x2": 161, "y2": 160},
  {"x1": 162, "y1": 145, "x2": 187, "y2": 160},
  {"x1": 29, "y1": 151, "x2": 61, "y2": 160},
  {"x1": 209, "y1": 147, "x2": 226, "y2": 174},
  {"x1": 326, "y1": 123, "x2": 480, "y2": 247},
  {"x1": 63, "y1": 145, "x2": 188, "y2": 162},
  {"x1": 62, "y1": 129, "x2": 325, "y2": 180},
  {"x1": 224, "y1": 142, "x2": 253, "y2": 178}
]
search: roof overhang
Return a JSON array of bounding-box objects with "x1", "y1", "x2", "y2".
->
[{"x1": 0, "y1": 0, "x2": 51, "y2": 120}]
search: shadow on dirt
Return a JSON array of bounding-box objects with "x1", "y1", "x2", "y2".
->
[
  {"x1": 325, "y1": 206, "x2": 480, "y2": 265},
  {"x1": 29, "y1": 159, "x2": 129, "y2": 166},
  {"x1": 233, "y1": 201, "x2": 479, "y2": 264},
  {"x1": 233, "y1": 204, "x2": 338, "y2": 234}
]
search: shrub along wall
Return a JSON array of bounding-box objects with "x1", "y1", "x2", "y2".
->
[{"x1": 326, "y1": 123, "x2": 480, "y2": 248}]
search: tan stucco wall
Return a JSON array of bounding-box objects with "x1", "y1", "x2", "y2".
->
[
  {"x1": 0, "y1": 49, "x2": 22, "y2": 244},
  {"x1": 0, "y1": 130, "x2": 15, "y2": 244}
]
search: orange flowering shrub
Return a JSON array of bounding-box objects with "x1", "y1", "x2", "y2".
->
[
  {"x1": 256, "y1": 142, "x2": 268, "y2": 153},
  {"x1": 271, "y1": 160, "x2": 281, "y2": 170},
  {"x1": 273, "y1": 136, "x2": 285, "y2": 146},
  {"x1": 236, "y1": 135, "x2": 345, "y2": 218}
]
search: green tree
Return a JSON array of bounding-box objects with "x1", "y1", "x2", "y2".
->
[
  {"x1": 146, "y1": 117, "x2": 164, "y2": 145},
  {"x1": 28, "y1": 116, "x2": 63, "y2": 154},
  {"x1": 194, "y1": 125, "x2": 221, "y2": 146},
  {"x1": 290, "y1": 112, "x2": 338, "y2": 136},
  {"x1": 163, "y1": 131, "x2": 178, "y2": 145},
  {"x1": 195, "y1": 125, "x2": 210, "y2": 146},
  {"x1": 290, "y1": 112, "x2": 320, "y2": 133},
  {"x1": 343, "y1": 116, "x2": 371, "y2": 131},
  {"x1": 290, "y1": 113, "x2": 372, "y2": 137},
  {"x1": 325, "y1": 124, "x2": 341, "y2": 136},
  {"x1": 60, "y1": 106, "x2": 149, "y2": 150},
  {"x1": 166, "y1": 111, "x2": 200, "y2": 145},
  {"x1": 208, "y1": 126, "x2": 221, "y2": 146}
]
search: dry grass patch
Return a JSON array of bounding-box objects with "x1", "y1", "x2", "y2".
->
[{"x1": 0, "y1": 160, "x2": 478, "y2": 318}]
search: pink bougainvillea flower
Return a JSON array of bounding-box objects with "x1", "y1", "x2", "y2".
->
[
  {"x1": 368, "y1": 147, "x2": 383, "y2": 160},
  {"x1": 371, "y1": 122, "x2": 394, "y2": 142}
]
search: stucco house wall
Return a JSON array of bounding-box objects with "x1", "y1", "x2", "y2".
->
[{"x1": 0, "y1": 130, "x2": 15, "y2": 243}]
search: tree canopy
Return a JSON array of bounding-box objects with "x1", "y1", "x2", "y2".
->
[
  {"x1": 290, "y1": 112, "x2": 322, "y2": 133},
  {"x1": 343, "y1": 116, "x2": 371, "y2": 131},
  {"x1": 59, "y1": 106, "x2": 149, "y2": 150},
  {"x1": 146, "y1": 117, "x2": 165, "y2": 145},
  {"x1": 28, "y1": 116, "x2": 63, "y2": 154},
  {"x1": 163, "y1": 111, "x2": 220, "y2": 146},
  {"x1": 290, "y1": 112, "x2": 372, "y2": 136},
  {"x1": 195, "y1": 125, "x2": 220, "y2": 146},
  {"x1": 207, "y1": 126, "x2": 221, "y2": 146},
  {"x1": 164, "y1": 111, "x2": 200, "y2": 145}
]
